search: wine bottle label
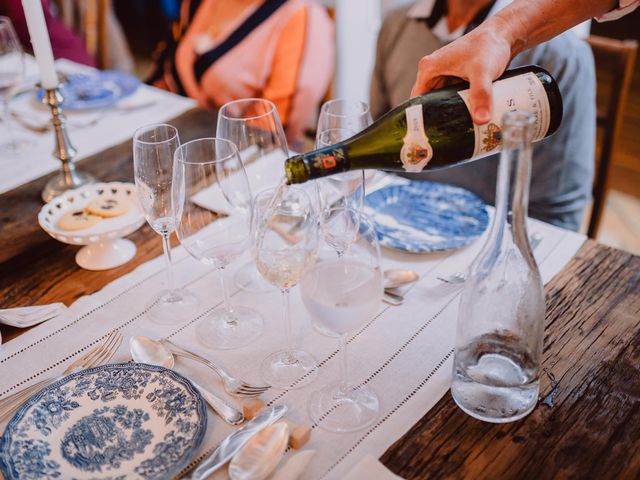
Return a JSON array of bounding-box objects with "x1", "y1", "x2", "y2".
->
[
  {"x1": 400, "y1": 104, "x2": 433, "y2": 172},
  {"x1": 458, "y1": 72, "x2": 551, "y2": 158}
]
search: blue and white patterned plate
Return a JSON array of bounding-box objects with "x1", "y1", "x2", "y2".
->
[
  {"x1": 0, "y1": 363, "x2": 207, "y2": 480},
  {"x1": 37, "y1": 70, "x2": 140, "y2": 110},
  {"x1": 365, "y1": 180, "x2": 489, "y2": 253}
]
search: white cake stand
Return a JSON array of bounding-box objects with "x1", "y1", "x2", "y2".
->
[{"x1": 38, "y1": 182, "x2": 146, "y2": 270}]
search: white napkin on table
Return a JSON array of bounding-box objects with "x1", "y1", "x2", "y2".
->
[
  {"x1": 343, "y1": 454, "x2": 406, "y2": 480},
  {"x1": 0, "y1": 303, "x2": 67, "y2": 328}
]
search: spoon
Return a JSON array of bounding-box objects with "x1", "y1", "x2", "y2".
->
[
  {"x1": 129, "y1": 335, "x2": 245, "y2": 425},
  {"x1": 384, "y1": 268, "x2": 419, "y2": 290}
]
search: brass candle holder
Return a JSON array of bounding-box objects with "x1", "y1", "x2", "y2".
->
[{"x1": 40, "y1": 85, "x2": 95, "y2": 202}]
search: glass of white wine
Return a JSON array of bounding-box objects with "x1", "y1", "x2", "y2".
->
[
  {"x1": 301, "y1": 212, "x2": 383, "y2": 432},
  {"x1": 253, "y1": 186, "x2": 319, "y2": 388},
  {"x1": 172, "y1": 137, "x2": 263, "y2": 349}
]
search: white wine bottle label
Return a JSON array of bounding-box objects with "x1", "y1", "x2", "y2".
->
[
  {"x1": 458, "y1": 72, "x2": 551, "y2": 158},
  {"x1": 401, "y1": 104, "x2": 434, "y2": 172}
]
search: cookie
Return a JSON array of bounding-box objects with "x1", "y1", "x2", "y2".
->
[
  {"x1": 57, "y1": 209, "x2": 102, "y2": 231},
  {"x1": 86, "y1": 197, "x2": 130, "y2": 218}
]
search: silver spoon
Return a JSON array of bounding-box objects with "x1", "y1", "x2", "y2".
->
[
  {"x1": 384, "y1": 268, "x2": 419, "y2": 290},
  {"x1": 129, "y1": 335, "x2": 245, "y2": 425}
]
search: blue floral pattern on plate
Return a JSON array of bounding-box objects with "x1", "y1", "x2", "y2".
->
[
  {"x1": 0, "y1": 363, "x2": 206, "y2": 480},
  {"x1": 365, "y1": 180, "x2": 489, "y2": 253},
  {"x1": 36, "y1": 71, "x2": 140, "y2": 110}
]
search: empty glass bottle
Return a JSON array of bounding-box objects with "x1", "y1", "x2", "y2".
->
[{"x1": 451, "y1": 110, "x2": 545, "y2": 423}]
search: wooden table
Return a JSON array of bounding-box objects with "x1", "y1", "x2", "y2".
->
[{"x1": 1, "y1": 109, "x2": 638, "y2": 479}]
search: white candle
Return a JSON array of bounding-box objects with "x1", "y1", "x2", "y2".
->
[{"x1": 21, "y1": 0, "x2": 58, "y2": 89}]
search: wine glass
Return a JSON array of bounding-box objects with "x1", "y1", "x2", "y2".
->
[
  {"x1": 0, "y1": 17, "x2": 29, "y2": 153},
  {"x1": 217, "y1": 98, "x2": 288, "y2": 294},
  {"x1": 253, "y1": 186, "x2": 319, "y2": 388},
  {"x1": 173, "y1": 137, "x2": 263, "y2": 349},
  {"x1": 133, "y1": 124, "x2": 199, "y2": 324},
  {"x1": 301, "y1": 213, "x2": 383, "y2": 432}
]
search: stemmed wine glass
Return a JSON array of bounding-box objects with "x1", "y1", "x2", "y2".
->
[
  {"x1": 0, "y1": 17, "x2": 29, "y2": 153},
  {"x1": 217, "y1": 98, "x2": 289, "y2": 294},
  {"x1": 173, "y1": 137, "x2": 263, "y2": 349},
  {"x1": 253, "y1": 186, "x2": 320, "y2": 388},
  {"x1": 133, "y1": 124, "x2": 199, "y2": 324},
  {"x1": 315, "y1": 99, "x2": 373, "y2": 215},
  {"x1": 301, "y1": 213, "x2": 383, "y2": 432}
]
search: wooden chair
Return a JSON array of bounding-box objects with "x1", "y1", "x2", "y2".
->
[
  {"x1": 56, "y1": 0, "x2": 110, "y2": 69},
  {"x1": 586, "y1": 34, "x2": 638, "y2": 238}
]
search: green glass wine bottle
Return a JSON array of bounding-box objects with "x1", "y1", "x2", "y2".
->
[{"x1": 285, "y1": 65, "x2": 562, "y2": 184}]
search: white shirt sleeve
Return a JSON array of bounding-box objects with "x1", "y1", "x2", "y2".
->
[{"x1": 596, "y1": 0, "x2": 639, "y2": 21}]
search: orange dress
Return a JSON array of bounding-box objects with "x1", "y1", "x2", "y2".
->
[{"x1": 153, "y1": 0, "x2": 334, "y2": 145}]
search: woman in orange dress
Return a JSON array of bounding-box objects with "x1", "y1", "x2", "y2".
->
[{"x1": 150, "y1": 0, "x2": 334, "y2": 147}]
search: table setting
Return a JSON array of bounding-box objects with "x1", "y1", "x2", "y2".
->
[{"x1": 2, "y1": 3, "x2": 639, "y2": 479}]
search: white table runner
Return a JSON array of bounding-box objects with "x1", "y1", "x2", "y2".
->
[
  {"x1": 0, "y1": 217, "x2": 585, "y2": 479},
  {"x1": 0, "y1": 58, "x2": 196, "y2": 195}
]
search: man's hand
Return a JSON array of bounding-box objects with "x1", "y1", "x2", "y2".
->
[{"x1": 410, "y1": 20, "x2": 513, "y2": 125}]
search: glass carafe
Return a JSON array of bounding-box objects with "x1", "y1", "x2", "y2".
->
[{"x1": 451, "y1": 110, "x2": 545, "y2": 423}]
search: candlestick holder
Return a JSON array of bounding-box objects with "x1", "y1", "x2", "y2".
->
[{"x1": 41, "y1": 85, "x2": 95, "y2": 202}]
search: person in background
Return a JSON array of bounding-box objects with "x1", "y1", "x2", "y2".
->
[
  {"x1": 149, "y1": 0, "x2": 334, "y2": 149},
  {"x1": 2, "y1": 0, "x2": 96, "y2": 66},
  {"x1": 411, "y1": 0, "x2": 638, "y2": 124},
  {"x1": 370, "y1": 0, "x2": 596, "y2": 231}
]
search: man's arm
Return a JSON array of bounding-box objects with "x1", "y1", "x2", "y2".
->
[{"x1": 410, "y1": 0, "x2": 620, "y2": 124}]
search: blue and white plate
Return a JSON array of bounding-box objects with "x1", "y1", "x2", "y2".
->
[
  {"x1": 37, "y1": 70, "x2": 140, "y2": 110},
  {"x1": 365, "y1": 180, "x2": 489, "y2": 253},
  {"x1": 0, "y1": 363, "x2": 207, "y2": 480}
]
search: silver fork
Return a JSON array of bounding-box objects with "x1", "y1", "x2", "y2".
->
[
  {"x1": 437, "y1": 232, "x2": 544, "y2": 285},
  {"x1": 161, "y1": 338, "x2": 270, "y2": 397},
  {"x1": 0, "y1": 329, "x2": 123, "y2": 422}
]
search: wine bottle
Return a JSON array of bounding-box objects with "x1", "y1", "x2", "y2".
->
[{"x1": 285, "y1": 65, "x2": 562, "y2": 184}]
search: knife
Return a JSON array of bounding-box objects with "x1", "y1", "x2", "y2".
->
[{"x1": 190, "y1": 404, "x2": 288, "y2": 480}]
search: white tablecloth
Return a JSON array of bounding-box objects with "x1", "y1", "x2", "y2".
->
[
  {"x1": 0, "y1": 58, "x2": 196, "y2": 195},
  {"x1": 0, "y1": 208, "x2": 585, "y2": 478}
]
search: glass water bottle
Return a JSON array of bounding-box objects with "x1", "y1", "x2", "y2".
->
[{"x1": 451, "y1": 110, "x2": 545, "y2": 423}]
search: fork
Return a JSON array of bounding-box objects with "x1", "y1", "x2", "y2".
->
[
  {"x1": 437, "y1": 232, "x2": 544, "y2": 285},
  {"x1": 161, "y1": 338, "x2": 270, "y2": 397},
  {"x1": 0, "y1": 329, "x2": 122, "y2": 422}
]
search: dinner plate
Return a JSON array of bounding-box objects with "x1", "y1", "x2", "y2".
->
[
  {"x1": 0, "y1": 363, "x2": 207, "y2": 480},
  {"x1": 37, "y1": 70, "x2": 140, "y2": 110},
  {"x1": 364, "y1": 180, "x2": 489, "y2": 253}
]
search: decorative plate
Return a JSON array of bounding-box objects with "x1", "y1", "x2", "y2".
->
[
  {"x1": 0, "y1": 363, "x2": 207, "y2": 480},
  {"x1": 37, "y1": 71, "x2": 140, "y2": 110},
  {"x1": 365, "y1": 180, "x2": 489, "y2": 253}
]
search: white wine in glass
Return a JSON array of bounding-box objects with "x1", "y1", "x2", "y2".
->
[
  {"x1": 253, "y1": 186, "x2": 319, "y2": 389},
  {"x1": 133, "y1": 123, "x2": 199, "y2": 324}
]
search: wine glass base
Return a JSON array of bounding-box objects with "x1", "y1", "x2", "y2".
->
[
  {"x1": 261, "y1": 350, "x2": 318, "y2": 389},
  {"x1": 196, "y1": 306, "x2": 263, "y2": 350},
  {"x1": 309, "y1": 382, "x2": 379, "y2": 432},
  {"x1": 234, "y1": 262, "x2": 275, "y2": 293},
  {"x1": 147, "y1": 288, "x2": 200, "y2": 325}
]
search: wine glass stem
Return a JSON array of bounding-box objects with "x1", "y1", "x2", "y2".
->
[
  {"x1": 161, "y1": 233, "x2": 176, "y2": 293},
  {"x1": 282, "y1": 288, "x2": 295, "y2": 362},
  {"x1": 339, "y1": 333, "x2": 349, "y2": 393},
  {"x1": 219, "y1": 267, "x2": 235, "y2": 319}
]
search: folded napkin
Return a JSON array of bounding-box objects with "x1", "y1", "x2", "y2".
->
[
  {"x1": 0, "y1": 303, "x2": 67, "y2": 328},
  {"x1": 192, "y1": 148, "x2": 288, "y2": 215},
  {"x1": 343, "y1": 454, "x2": 405, "y2": 480}
]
